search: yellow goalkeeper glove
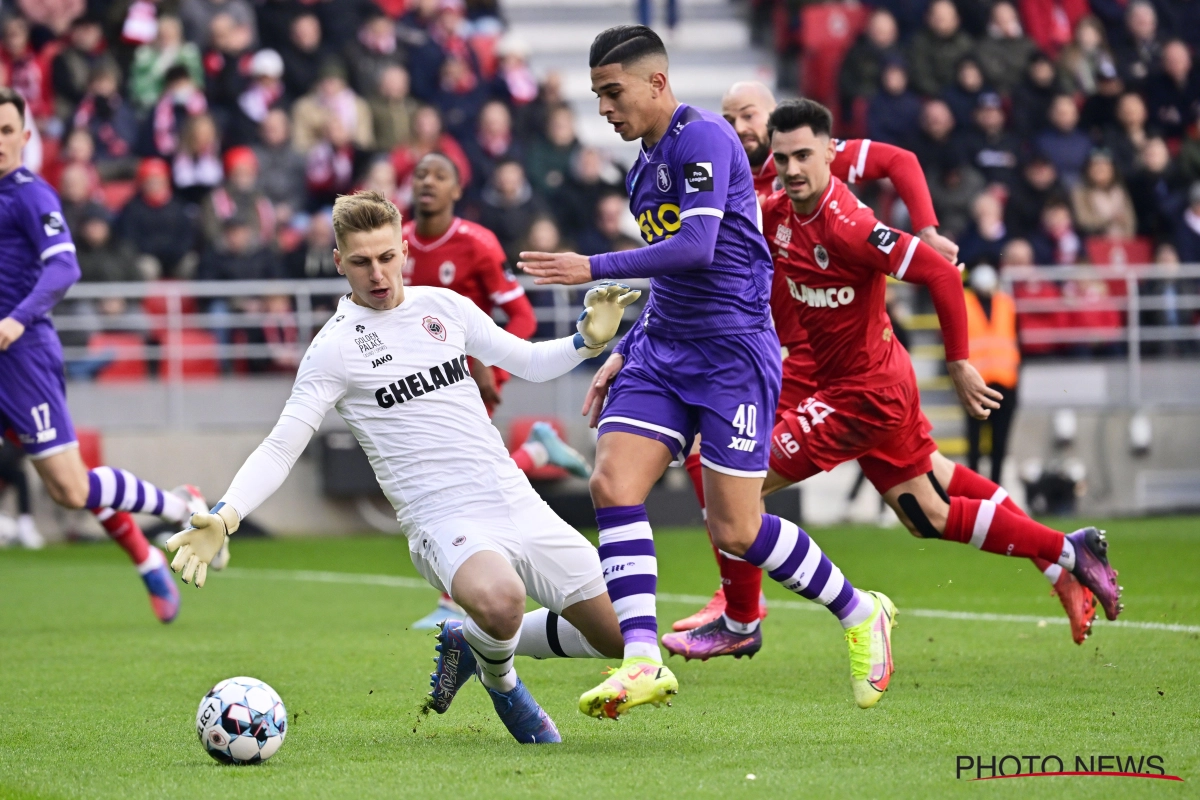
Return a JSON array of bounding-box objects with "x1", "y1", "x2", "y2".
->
[
  {"x1": 165, "y1": 502, "x2": 240, "y2": 588},
  {"x1": 575, "y1": 282, "x2": 641, "y2": 353}
]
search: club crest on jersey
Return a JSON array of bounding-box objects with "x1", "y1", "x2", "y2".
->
[
  {"x1": 452, "y1": 536, "x2": 466, "y2": 546},
  {"x1": 41, "y1": 211, "x2": 65, "y2": 236},
  {"x1": 867, "y1": 223, "x2": 900, "y2": 255},
  {"x1": 683, "y1": 162, "x2": 714, "y2": 193},
  {"x1": 656, "y1": 163, "x2": 672, "y2": 192},
  {"x1": 438, "y1": 261, "x2": 456, "y2": 285},
  {"x1": 423, "y1": 315, "x2": 447, "y2": 341},
  {"x1": 355, "y1": 330, "x2": 386, "y2": 355},
  {"x1": 814, "y1": 244, "x2": 830, "y2": 270}
]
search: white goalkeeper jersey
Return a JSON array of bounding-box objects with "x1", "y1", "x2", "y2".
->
[{"x1": 261, "y1": 286, "x2": 583, "y2": 534}]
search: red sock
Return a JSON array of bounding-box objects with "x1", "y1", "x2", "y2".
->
[
  {"x1": 684, "y1": 452, "x2": 705, "y2": 507},
  {"x1": 947, "y1": 463, "x2": 1023, "y2": 515},
  {"x1": 511, "y1": 447, "x2": 535, "y2": 473},
  {"x1": 93, "y1": 509, "x2": 150, "y2": 565},
  {"x1": 943, "y1": 497, "x2": 1064, "y2": 562}
]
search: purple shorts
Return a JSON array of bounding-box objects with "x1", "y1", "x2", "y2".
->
[
  {"x1": 599, "y1": 328, "x2": 781, "y2": 477},
  {"x1": 0, "y1": 333, "x2": 78, "y2": 458}
]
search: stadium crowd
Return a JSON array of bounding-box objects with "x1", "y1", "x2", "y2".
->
[{"x1": 6, "y1": 0, "x2": 1198, "y2": 374}]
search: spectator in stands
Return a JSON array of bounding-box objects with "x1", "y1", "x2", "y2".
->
[
  {"x1": 77, "y1": 206, "x2": 143, "y2": 283},
  {"x1": 929, "y1": 154, "x2": 987, "y2": 239},
  {"x1": 304, "y1": 116, "x2": 362, "y2": 209},
  {"x1": 1011, "y1": 52, "x2": 1065, "y2": 138},
  {"x1": 576, "y1": 192, "x2": 641, "y2": 256},
  {"x1": 1002, "y1": 237, "x2": 1064, "y2": 357},
  {"x1": 173, "y1": 111, "x2": 224, "y2": 204},
  {"x1": 344, "y1": 12, "x2": 405, "y2": 97},
  {"x1": 1144, "y1": 39, "x2": 1200, "y2": 144},
  {"x1": 958, "y1": 191, "x2": 1009, "y2": 266},
  {"x1": 977, "y1": 2, "x2": 1038, "y2": 95},
  {"x1": 1034, "y1": 95, "x2": 1092, "y2": 187},
  {"x1": 181, "y1": 0, "x2": 258, "y2": 50},
  {"x1": 252, "y1": 108, "x2": 306, "y2": 208},
  {"x1": 495, "y1": 34, "x2": 540, "y2": 133},
  {"x1": 838, "y1": 9, "x2": 903, "y2": 124},
  {"x1": 359, "y1": 158, "x2": 407, "y2": 212},
  {"x1": 196, "y1": 218, "x2": 278, "y2": 280},
  {"x1": 128, "y1": 15, "x2": 205, "y2": 112},
  {"x1": 52, "y1": 15, "x2": 108, "y2": 121},
  {"x1": 521, "y1": 214, "x2": 568, "y2": 257},
  {"x1": 1007, "y1": 156, "x2": 1063, "y2": 239},
  {"x1": 1143, "y1": 242, "x2": 1194, "y2": 355},
  {"x1": 1129, "y1": 136, "x2": 1185, "y2": 240},
  {"x1": 47, "y1": 127, "x2": 101, "y2": 196},
  {"x1": 108, "y1": 0, "x2": 159, "y2": 68},
  {"x1": 282, "y1": 210, "x2": 339, "y2": 279},
  {"x1": 369, "y1": 65, "x2": 418, "y2": 150},
  {"x1": 1079, "y1": 59, "x2": 1125, "y2": 139},
  {"x1": 1030, "y1": 196, "x2": 1082, "y2": 264},
  {"x1": 292, "y1": 58, "x2": 374, "y2": 152},
  {"x1": 1174, "y1": 182, "x2": 1200, "y2": 263},
  {"x1": 867, "y1": 59, "x2": 923, "y2": 150},
  {"x1": 434, "y1": 54, "x2": 492, "y2": 143},
  {"x1": 1059, "y1": 16, "x2": 1114, "y2": 96},
  {"x1": 201, "y1": 146, "x2": 275, "y2": 251},
  {"x1": 465, "y1": 100, "x2": 522, "y2": 196},
  {"x1": 391, "y1": 104, "x2": 472, "y2": 204},
  {"x1": 1112, "y1": 0, "x2": 1162, "y2": 89},
  {"x1": 1071, "y1": 149, "x2": 1137, "y2": 238},
  {"x1": 960, "y1": 92, "x2": 1020, "y2": 188},
  {"x1": 202, "y1": 14, "x2": 256, "y2": 117},
  {"x1": 908, "y1": 0, "x2": 975, "y2": 97},
  {"x1": 225, "y1": 48, "x2": 285, "y2": 147},
  {"x1": 480, "y1": 159, "x2": 543, "y2": 265},
  {"x1": 1103, "y1": 91, "x2": 1153, "y2": 178},
  {"x1": 280, "y1": 13, "x2": 327, "y2": 101},
  {"x1": 1, "y1": 16, "x2": 51, "y2": 122},
  {"x1": 555, "y1": 145, "x2": 625, "y2": 244},
  {"x1": 963, "y1": 261, "x2": 1020, "y2": 483},
  {"x1": 1018, "y1": 0, "x2": 1089, "y2": 59},
  {"x1": 73, "y1": 60, "x2": 140, "y2": 179},
  {"x1": 59, "y1": 162, "x2": 106, "y2": 236},
  {"x1": 144, "y1": 64, "x2": 208, "y2": 159},
  {"x1": 911, "y1": 99, "x2": 962, "y2": 180},
  {"x1": 524, "y1": 104, "x2": 578, "y2": 200},
  {"x1": 116, "y1": 158, "x2": 197, "y2": 279},
  {"x1": 942, "y1": 55, "x2": 990, "y2": 129}
]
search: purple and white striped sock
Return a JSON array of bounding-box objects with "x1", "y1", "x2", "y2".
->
[
  {"x1": 744, "y1": 514, "x2": 874, "y2": 629},
  {"x1": 86, "y1": 467, "x2": 187, "y2": 522},
  {"x1": 595, "y1": 505, "x2": 661, "y2": 662}
]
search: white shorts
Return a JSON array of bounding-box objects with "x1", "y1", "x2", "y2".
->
[{"x1": 408, "y1": 493, "x2": 606, "y2": 614}]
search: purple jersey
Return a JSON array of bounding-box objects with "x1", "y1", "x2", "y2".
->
[
  {"x1": 0, "y1": 166, "x2": 79, "y2": 346},
  {"x1": 590, "y1": 104, "x2": 773, "y2": 339}
]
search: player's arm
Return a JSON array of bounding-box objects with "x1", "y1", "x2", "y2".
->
[
  {"x1": 0, "y1": 185, "x2": 81, "y2": 350},
  {"x1": 850, "y1": 222, "x2": 1001, "y2": 420},
  {"x1": 832, "y1": 139, "x2": 958, "y2": 265},
  {"x1": 461, "y1": 283, "x2": 639, "y2": 381},
  {"x1": 518, "y1": 122, "x2": 731, "y2": 284},
  {"x1": 165, "y1": 334, "x2": 348, "y2": 586}
]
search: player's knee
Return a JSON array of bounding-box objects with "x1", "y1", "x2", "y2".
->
[
  {"x1": 467, "y1": 582, "x2": 525, "y2": 640},
  {"x1": 45, "y1": 475, "x2": 88, "y2": 509},
  {"x1": 895, "y1": 493, "x2": 948, "y2": 539},
  {"x1": 706, "y1": 514, "x2": 758, "y2": 558},
  {"x1": 588, "y1": 466, "x2": 622, "y2": 508}
]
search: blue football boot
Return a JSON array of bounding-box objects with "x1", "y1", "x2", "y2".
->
[
  {"x1": 486, "y1": 678, "x2": 562, "y2": 744},
  {"x1": 427, "y1": 619, "x2": 476, "y2": 714}
]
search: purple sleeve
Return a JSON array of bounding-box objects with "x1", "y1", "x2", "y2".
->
[
  {"x1": 9, "y1": 249, "x2": 81, "y2": 327},
  {"x1": 591, "y1": 214, "x2": 720, "y2": 279}
]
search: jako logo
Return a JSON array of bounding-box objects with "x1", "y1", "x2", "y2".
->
[
  {"x1": 371, "y1": 354, "x2": 393, "y2": 368},
  {"x1": 786, "y1": 277, "x2": 855, "y2": 308}
]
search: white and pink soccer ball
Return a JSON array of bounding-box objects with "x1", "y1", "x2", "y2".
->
[{"x1": 196, "y1": 677, "x2": 287, "y2": 764}]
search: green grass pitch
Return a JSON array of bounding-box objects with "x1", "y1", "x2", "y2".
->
[{"x1": 1, "y1": 518, "x2": 1198, "y2": 799}]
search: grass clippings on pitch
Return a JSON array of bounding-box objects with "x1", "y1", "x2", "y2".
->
[{"x1": 1, "y1": 518, "x2": 1197, "y2": 799}]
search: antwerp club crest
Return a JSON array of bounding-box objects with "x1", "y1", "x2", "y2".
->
[
  {"x1": 423, "y1": 316, "x2": 447, "y2": 341},
  {"x1": 814, "y1": 244, "x2": 830, "y2": 270}
]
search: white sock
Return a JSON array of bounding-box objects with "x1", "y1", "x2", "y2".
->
[
  {"x1": 136, "y1": 546, "x2": 165, "y2": 574},
  {"x1": 462, "y1": 617, "x2": 518, "y2": 692},
  {"x1": 519, "y1": 441, "x2": 549, "y2": 469},
  {"x1": 1057, "y1": 539, "x2": 1076, "y2": 571},
  {"x1": 160, "y1": 491, "x2": 189, "y2": 524},
  {"x1": 1042, "y1": 562, "x2": 1063, "y2": 585},
  {"x1": 840, "y1": 589, "x2": 876, "y2": 629},
  {"x1": 722, "y1": 614, "x2": 759, "y2": 634},
  {"x1": 516, "y1": 608, "x2": 605, "y2": 659}
]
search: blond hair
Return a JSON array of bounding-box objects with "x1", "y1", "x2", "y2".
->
[{"x1": 331, "y1": 190, "x2": 402, "y2": 250}]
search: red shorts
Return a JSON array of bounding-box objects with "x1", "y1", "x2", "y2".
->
[
  {"x1": 776, "y1": 355, "x2": 818, "y2": 424},
  {"x1": 769, "y1": 375, "x2": 937, "y2": 494}
]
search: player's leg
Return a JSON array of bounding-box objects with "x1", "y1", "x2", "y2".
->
[
  {"x1": 33, "y1": 446, "x2": 203, "y2": 524},
  {"x1": 929, "y1": 450, "x2": 1097, "y2": 642},
  {"x1": 878, "y1": 465, "x2": 1122, "y2": 620},
  {"x1": 510, "y1": 421, "x2": 592, "y2": 478},
  {"x1": 516, "y1": 597, "x2": 623, "y2": 660}
]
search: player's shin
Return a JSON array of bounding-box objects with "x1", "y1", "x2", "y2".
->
[
  {"x1": 462, "y1": 617, "x2": 518, "y2": 692},
  {"x1": 942, "y1": 497, "x2": 1065, "y2": 562},
  {"x1": 515, "y1": 608, "x2": 604, "y2": 658},
  {"x1": 86, "y1": 466, "x2": 192, "y2": 522},
  {"x1": 595, "y1": 505, "x2": 661, "y2": 663}
]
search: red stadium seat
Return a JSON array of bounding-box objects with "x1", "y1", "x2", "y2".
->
[
  {"x1": 75, "y1": 427, "x2": 104, "y2": 470},
  {"x1": 87, "y1": 332, "x2": 148, "y2": 382},
  {"x1": 507, "y1": 416, "x2": 571, "y2": 481},
  {"x1": 100, "y1": 180, "x2": 137, "y2": 212},
  {"x1": 1085, "y1": 236, "x2": 1153, "y2": 267},
  {"x1": 143, "y1": 284, "x2": 199, "y2": 341},
  {"x1": 161, "y1": 329, "x2": 221, "y2": 380},
  {"x1": 798, "y1": 3, "x2": 869, "y2": 126}
]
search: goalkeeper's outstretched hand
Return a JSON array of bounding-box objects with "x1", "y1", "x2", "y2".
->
[
  {"x1": 575, "y1": 282, "x2": 641, "y2": 353},
  {"x1": 165, "y1": 503, "x2": 240, "y2": 588}
]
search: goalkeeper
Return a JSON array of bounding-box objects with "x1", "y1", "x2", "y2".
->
[{"x1": 167, "y1": 191, "x2": 643, "y2": 744}]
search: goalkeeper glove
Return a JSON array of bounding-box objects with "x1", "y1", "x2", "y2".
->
[
  {"x1": 165, "y1": 502, "x2": 240, "y2": 588},
  {"x1": 574, "y1": 282, "x2": 641, "y2": 354}
]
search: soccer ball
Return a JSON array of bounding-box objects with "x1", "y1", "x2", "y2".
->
[{"x1": 196, "y1": 677, "x2": 287, "y2": 764}]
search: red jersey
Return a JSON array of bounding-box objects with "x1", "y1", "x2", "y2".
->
[
  {"x1": 767, "y1": 139, "x2": 941, "y2": 358},
  {"x1": 753, "y1": 157, "x2": 779, "y2": 202},
  {"x1": 762, "y1": 176, "x2": 968, "y2": 391},
  {"x1": 401, "y1": 217, "x2": 536, "y2": 339}
]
